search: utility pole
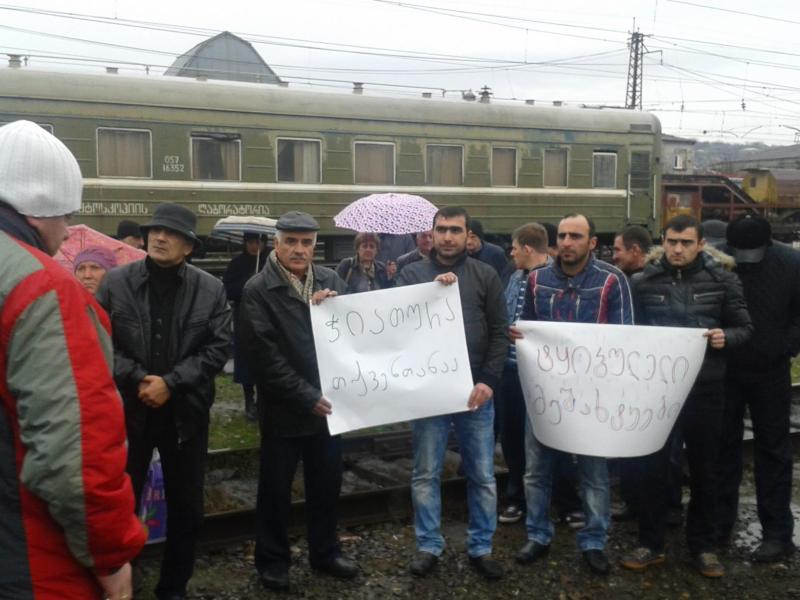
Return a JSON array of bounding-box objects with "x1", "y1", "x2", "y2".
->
[{"x1": 625, "y1": 31, "x2": 644, "y2": 110}]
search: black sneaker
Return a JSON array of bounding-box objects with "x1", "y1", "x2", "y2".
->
[
  {"x1": 410, "y1": 551, "x2": 438, "y2": 577},
  {"x1": 499, "y1": 504, "x2": 524, "y2": 524},
  {"x1": 259, "y1": 568, "x2": 290, "y2": 590},
  {"x1": 583, "y1": 549, "x2": 610, "y2": 575},
  {"x1": 515, "y1": 540, "x2": 550, "y2": 564},
  {"x1": 468, "y1": 555, "x2": 504, "y2": 580},
  {"x1": 752, "y1": 540, "x2": 795, "y2": 563}
]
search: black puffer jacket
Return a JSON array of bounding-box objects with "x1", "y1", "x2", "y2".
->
[
  {"x1": 239, "y1": 259, "x2": 347, "y2": 437},
  {"x1": 97, "y1": 259, "x2": 231, "y2": 442},
  {"x1": 632, "y1": 247, "x2": 753, "y2": 383}
]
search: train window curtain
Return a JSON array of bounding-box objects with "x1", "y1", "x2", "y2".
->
[
  {"x1": 492, "y1": 148, "x2": 517, "y2": 187},
  {"x1": 97, "y1": 128, "x2": 152, "y2": 178},
  {"x1": 544, "y1": 148, "x2": 568, "y2": 187},
  {"x1": 354, "y1": 142, "x2": 394, "y2": 185},
  {"x1": 592, "y1": 152, "x2": 617, "y2": 189},
  {"x1": 192, "y1": 137, "x2": 240, "y2": 180},
  {"x1": 277, "y1": 139, "x2": 321, "y2": 183},
  {"x1": 426, "y1": 145, "x2": 463, "y2": 186}
]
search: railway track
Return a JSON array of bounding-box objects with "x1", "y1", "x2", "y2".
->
[{"x1": 142, "y1": 384, "x2": 800, "y2": 554}]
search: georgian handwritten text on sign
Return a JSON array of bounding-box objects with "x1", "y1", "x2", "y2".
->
[
  {"x1": 515, "y1": 321, "x2": 707, "y2": 457},
  {"x1": 311, "y1": 282, "x2": 474, "y2": 435}
]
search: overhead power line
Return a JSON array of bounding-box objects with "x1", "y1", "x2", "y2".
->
[{"x1": 667, "y1": 0, "x2": 800, "y2": 26}]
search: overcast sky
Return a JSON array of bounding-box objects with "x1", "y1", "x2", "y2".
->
[{"x1": 2, "y1": 0, "x2": 799, "y2": 145}]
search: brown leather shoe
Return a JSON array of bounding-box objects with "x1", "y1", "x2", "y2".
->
[
  {"x1": 620, "y1": 546, "x2": 665, "y2": 571},
  {"x1": 693, "y1": 552, "x2": 725, "y2": 578}
]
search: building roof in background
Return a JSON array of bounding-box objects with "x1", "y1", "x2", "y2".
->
[
  {"x1": 662, "y1": 133, "x2": 697, "y2": 144},
  {"x1": 733, "y1": 144, "x2": 800, "y2": 162},
  {"x1": 165, "y1": 31, "x2": 282, "y2": 85}
]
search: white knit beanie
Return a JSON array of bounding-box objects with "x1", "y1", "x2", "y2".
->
[{"x1": 0, "y1": 120, "x2": 83, "y2": 217}]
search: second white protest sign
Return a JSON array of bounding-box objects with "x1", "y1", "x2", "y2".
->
[{"x1": 515, "y1": 321, "x2": 707, "y2": 458}]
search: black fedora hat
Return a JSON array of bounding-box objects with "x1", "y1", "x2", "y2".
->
[{"x1": 141, "y1": 204, "x2": 201, "y2": 247}]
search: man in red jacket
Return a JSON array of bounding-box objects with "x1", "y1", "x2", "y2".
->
[{"x1": 0, "y1": 120, "x2": 146, "y2": 600}]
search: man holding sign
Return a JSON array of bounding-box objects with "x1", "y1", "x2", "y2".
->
[
  {"x1": 396, "y1": 206, "x2": 507, "y2": 580},
  {"x1": 621, "y1": 215, "x2": 752, "y2": 578},
  {"x1": 511, "y1": 213, "x2": 633, "y2": 576},
  {"x1": 240, "y1": 211, "x2": 358, "y2": 591}
]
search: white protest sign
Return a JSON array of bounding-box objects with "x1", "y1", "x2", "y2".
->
[
  {"x1": 515, "y1": 321, "x2": 707, "y2": 458},
  {"x1": 311, "y1": 281, "x2": 474, "y2": 435}
]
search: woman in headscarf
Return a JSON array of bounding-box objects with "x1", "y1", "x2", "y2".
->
[
  {"x1": 335, "y1": 232, "x2": 396, "y2": 294},
  {"x1": 74, "y1": 246, "x2": 118, "y2": 294}
]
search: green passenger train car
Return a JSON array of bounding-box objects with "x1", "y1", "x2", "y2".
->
[{"x1": 0, "y1": 67, "x2": 662, "y2": 258}]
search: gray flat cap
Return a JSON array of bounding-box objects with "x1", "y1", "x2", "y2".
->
[{"x1": 276, "y1": 210, "x2": 320, "y2": 232}]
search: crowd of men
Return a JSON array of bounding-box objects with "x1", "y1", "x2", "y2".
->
[{"x1": 1, "y1": 118, "x2": 799, "y2": 598}]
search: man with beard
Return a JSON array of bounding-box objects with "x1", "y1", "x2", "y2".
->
[
  {"x1": 396, "y1": 206, "x2": 507, "y2": 580},
  {"x1": 511, "y1": 213, "x2": 633, "y2": 576}
]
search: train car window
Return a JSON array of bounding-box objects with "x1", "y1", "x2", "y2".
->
[
  {"x1": 0, "y1": 122, "x2": 52, "y2": 134},
  {"x1": 426, "y1": 145, "x2": 463, "y2": 186},
  {"x1": 492, "y1": 148, "x2": 517, "y2": 187},
  {"x1": 97, "y1": 128, "x2": 152, "y2": 178},
  {"x1": 592, "y1": 152, "x2": 617, "y2": 188},
  {"x1": 630, "y1": 151, "x2": 651, "y2": 189},
  {"x1": 191, "y1": 136, "x2": 240, "y2": 181},
  {"x1": 544, "y1": 148, "x2": 568, "y2": 187},
  {"x1": 354, "y1": 142, "x2": 395, "y2": 185},
  {"x1": 277, "y1": 138, "x2": 321, "y2": 183}
]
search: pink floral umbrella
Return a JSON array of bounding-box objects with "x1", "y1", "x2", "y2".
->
[
  {"x1": 333, "y1": 193, "x2": 438, "y2": 234},
  {"x1": 54, "y1": 224, "x2": 146, "y2": 271}
]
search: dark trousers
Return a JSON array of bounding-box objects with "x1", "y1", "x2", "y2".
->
[
  {"x1": 499, "y1": 366, "x2": 526, "y2": 507},
  {"x1": 619, "y1": 425, "x2": 684, "y2": 514},
  {"x1": 255, "y1": 430, "x2": 343, "y2": 574},
  {"x1": 498, "y1": 366, "x2": 581, "y2": 514},
  {"x1": 128, "y1": 407, "x2": 208, "y2": 599},
  {"x1": 635, "y1": 381, "x2": 724, "y2": 554},
  {"x1": 715, "y1": 363, "x2": 794, "y2": 544}
]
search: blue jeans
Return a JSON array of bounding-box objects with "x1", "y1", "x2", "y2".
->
[
  {"x1": 411, "y1": 401, "x2": 497, "y2": 558},
  {"x1": 523, "y1": 418, "x2": 610, "y2": 551}
]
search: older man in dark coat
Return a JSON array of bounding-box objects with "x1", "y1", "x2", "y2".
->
[
  {"x1": 240, "y1": 211, "x2": 357, "y2": 591},
  {"x1": 97, "y1": 203, "x2": 231, "y2": 600}
]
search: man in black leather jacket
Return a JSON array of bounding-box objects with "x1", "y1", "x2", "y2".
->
[
  {"x1": 239, "y1": 211, "x2": 358, "y2": 591},
  {"x1": 620, "y1": 215, "x2": 752, "y2": 579},
  {"x1": 97, "y1": 203, "x2": 231, "y2": 600}
]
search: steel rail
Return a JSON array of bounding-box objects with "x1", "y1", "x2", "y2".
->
[{"x1": 141, "y1": 383, "x2": 800, "y2": 555}]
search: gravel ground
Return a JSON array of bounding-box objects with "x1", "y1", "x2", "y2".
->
[
  {"x1": 135, "y1": 467, "x2": 800, "y2": 599},
  {"x1": 137, "y1": 384, "x2": 800, "y2": 598}
]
